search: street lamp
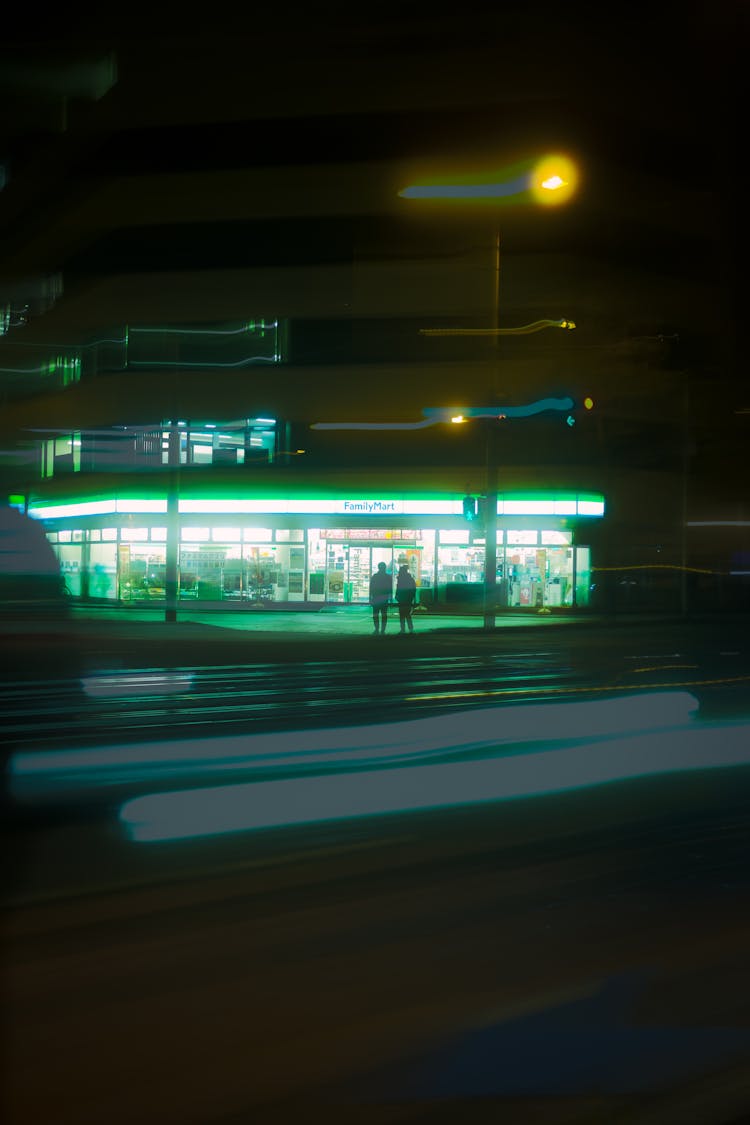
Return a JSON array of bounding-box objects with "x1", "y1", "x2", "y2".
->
[
  {"x1": 398, "y1": 153, "x2": 580, "y2": 206},
  {"x1": 310, "y1": 397, "x2": 577, "y2": 629},
  {"x1": 398, "y1": 155, "x2": 580, "y2": 629}
]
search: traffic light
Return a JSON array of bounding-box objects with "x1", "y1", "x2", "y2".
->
[
  {"x1": 566, "y1": 396, "x2": 594, "y2": 426},
  {"x1": 463, "y1": 495, "x2": 478, "y2": 521}
]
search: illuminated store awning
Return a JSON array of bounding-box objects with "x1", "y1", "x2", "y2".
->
[{"x1": 29, "y1": 492, "x2": 605, "y2": 520}]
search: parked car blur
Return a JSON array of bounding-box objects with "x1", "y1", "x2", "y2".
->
[{"x1": 0, "y1": 503, "x2": 69, "y2": 621}]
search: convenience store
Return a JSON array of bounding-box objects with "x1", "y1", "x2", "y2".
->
[{"x1": 29, "y1": 489, "x2": 605, "y2": 608}]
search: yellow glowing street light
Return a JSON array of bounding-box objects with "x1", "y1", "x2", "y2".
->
[
  {"x1": 529, "y1": 153, "x2": 579, "y2": 206},
  {"x1": 398, "y1": 152, "x2": 580, "y2": 207},
  {"x1": 420, "y1": 318, "x2": 576, "y2": 337}
]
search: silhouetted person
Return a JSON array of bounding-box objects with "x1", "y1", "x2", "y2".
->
[
  {"x1": 396, "y1": 564, "x2": 417, "y2": 633},
  {"x1": 369, "y1": 561, "x2": 392, "y2": 634}
]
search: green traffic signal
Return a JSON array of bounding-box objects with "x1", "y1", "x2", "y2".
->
[{"x1": 463, "y1": 496, "x2": 478, "y2": 520}]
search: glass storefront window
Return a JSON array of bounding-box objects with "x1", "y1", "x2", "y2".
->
[
  {"x1": 242, "y1": 543, "x2": 281, "y2": 601},
  {"x1": 176, "y1": 538, "x2": 292, "y2": 603},
  {"x1": 89, "y1": 542, "x2": 117, "y2": 599},
  {"x1": 120, "y1": 543, "x2": 167, "y2": 600},
  {"x1": 505, "y1": 546, "x2": 541, "y2": 606},
  {"x1": 544, "y1": 546, "x2": 574, "y2": 607},
  {"x1": 575, "y1": 546, "x2": 591, "y2": 607},
  {"x1": 438, "y1": 545, "x2": 485, "y2": 586},
  {"x1": 218, "y1": 543, "x2": 244, "y2": 600},
  {"x1": 286, "y1": 544, "x2": 306, "y2": 600},
  {"x1": 57, "y1": 544, "x2": 82, "y2": 597},
  {"x1": 308, "y1": 530, "x2": 327, "y2": 601},
  {"x1": 36, "y1": 516, "x2": 586, "y2": 609},
  {"x1": 501, "y1": 544, "x2": 574, "y2": 607},
  {"x1": 179, "y1": 542, "x2": 225, "y2": 600}
]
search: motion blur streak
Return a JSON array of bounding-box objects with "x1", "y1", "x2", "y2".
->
[
  {"x1": 11, "y1": 692, "x2": 697, "y2": 801},
  {"x1": 80, "y1": 671, "x2": 195, "y2": 697},
  {"x1": 399, "y1": 174, "x2": 530, "y2": 199},
  {"x1": 119, "y1": 721, "x2": 750, "y2": 842},
  {"x1": 408, "y1": 673, "x2": 750, "y2": 701},
  {"x1": 312, "y1": 397, "x2": 576, "y2": 429}
]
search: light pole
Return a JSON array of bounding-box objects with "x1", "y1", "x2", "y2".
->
[
  {"x1": 312, "y1": 396, "x2": 577, "y2": 629},
  {"x1": 162, "y1": 422, "x2": 180, "y2": 623},
  {"x1": 399, "y1": 154, "x2": 580, "y2": 629}
]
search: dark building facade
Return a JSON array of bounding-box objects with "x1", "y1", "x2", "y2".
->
[{"x1": 1, "y1": 13, "x2": 744, "y2": 612}]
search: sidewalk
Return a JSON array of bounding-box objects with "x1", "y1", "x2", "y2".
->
[
  {"x1": 2, "y1": 603, "x2": 711, "y2": 643},
  {"x1": 64, "y1": 603, "x2": 602, "y2": 638},
  {"x1": 3, "y1": 602, "x2": 735, "y2": 645}
]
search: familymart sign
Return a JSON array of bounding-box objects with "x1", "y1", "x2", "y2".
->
[{"x1": 29, "y1": 494, "x2": 605, "y2": 520}]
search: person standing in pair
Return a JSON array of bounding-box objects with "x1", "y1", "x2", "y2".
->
[
  {"x1": 395, "y1": 564, "x2": 417, "y2": 633},
  {"x1": 369, "y1": 561, "x2": 392, "y2": 634}
]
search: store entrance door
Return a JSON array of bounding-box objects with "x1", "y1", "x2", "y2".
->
[
  {"x1": 347, "y1": 546, "x2": 372, "y2": 602},
  {"x1": 345, "y1": 545, "x2": 397, "y2": 603}
]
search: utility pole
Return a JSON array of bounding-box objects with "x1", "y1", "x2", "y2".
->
[
  {"x1": 483, "y1": 423, "x2": 499, "y2": 630},
  {"x1": 483, "y1": 230, "x2": 501, "y2": 631},
  {"x1": 165, "y1": 423, "x2": 180, "y2": 624},
  {"x1": 680, "y1": 375, "x2": 690, "y2": 617}
]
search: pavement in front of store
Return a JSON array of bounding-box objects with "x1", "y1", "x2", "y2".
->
[
  {"x1": 65, "y1": 604, "x2": 600, "y2": 637},
  {"x1": 2, "y1": 604, "x2": 687, "y2": 644}
]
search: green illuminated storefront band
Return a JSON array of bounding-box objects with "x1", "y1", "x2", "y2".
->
[
  {"x1": 28, "y1": 490, "x2": 602, "y2": 609},
  {"x1": 29, "y1": 492, "x2": 605, "y2": 520}
]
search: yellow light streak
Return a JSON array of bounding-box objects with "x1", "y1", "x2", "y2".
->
[
  {"x1": 405, "y1": 672, "x2": 750, "y2": 703},
  {"x1": 420, "y1": 318, "x2": 576, "y2": 337},
  {"x1": 630, "y1": 665, "x2": 699, "y2": 673},
  {"x1": 592, "y1": 564, "x2": 715, "y2": 575}
]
